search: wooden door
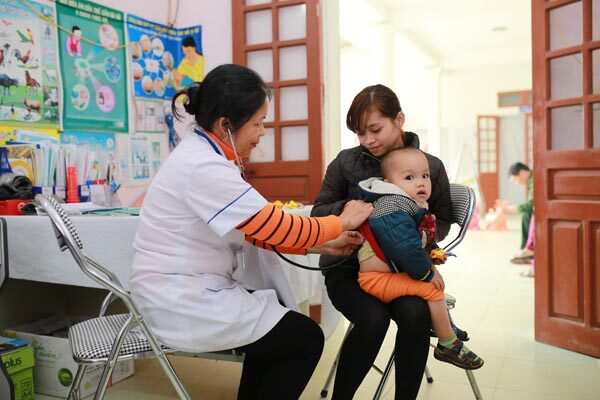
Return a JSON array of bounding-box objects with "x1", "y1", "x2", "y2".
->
[
  {"x1": 525, "y1": 113, "x2": 533, "y2": 167},
  {"x1": 532, "y1": 0, "x2": 600, "y2": 357},
  {"x1": 477, "y1": 115, "x2": 499, "y2": 209},
  {"x1": 232, "y1": 0, "x2": 323, "y2": 203}
]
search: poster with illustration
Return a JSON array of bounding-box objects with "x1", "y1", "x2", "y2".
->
[
  {"x1": 0, "y1": 126, "x2": 59, "y2": 145},
  {"x1": 130, "y1": 135, "x2": 150, "y2": 181},
  {"x1": 61, "y1": 130, "x2": 115, "y2": 155},
  {"x1": 127, "y1": 14, "x2": 202, "y2": 99},
  {"x1": 61, "y1": 130, "x2": 116, "y2": 181},
  {"x1": 56, "y1": 0, "x2": 128, "y2": 132},
  {"x1": 0, "y1": 0, "x2": 59, "y2": 128},
  {"x1": 135, "y1": 99, "x2": 166, "y2": 133},
  {"x1": 115, "y1": 133, "x2": 167, "y2": 184},
  {"x1": 115, "y1": 133, "x2": 130, "y2": 181},
  {"x1": 149, "y1": 134, "x2": 167, "y2": 175}
]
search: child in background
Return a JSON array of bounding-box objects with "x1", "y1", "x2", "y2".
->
[{"x1": 358, "y1": 147, "x2": 483, "y2": 370}]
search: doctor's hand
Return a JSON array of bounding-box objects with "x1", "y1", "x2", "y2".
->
[
  {"x1": 308, "y1": 231, "x2": 364, "y2": 256},
  {"x1": 339, "y1": 200, "x2": 373, "y2": 231}
]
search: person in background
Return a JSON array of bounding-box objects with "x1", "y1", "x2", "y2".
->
[
  {"x1": 130, "y1": 64, "x2": 373, "y2": 399},
  {"x1": 496, "y1": 162, "x2": 534, "y2": 264},
  {"x1": 312, "y1": 84, "x2": 452, "y2": 400},
  {"x1": 520, "y1": 215, "x2": 535, "y2": 277}
]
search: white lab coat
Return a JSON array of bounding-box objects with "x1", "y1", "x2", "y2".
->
[{"x1": 130, "y1": 129, "x2": 293, "y2": 352}]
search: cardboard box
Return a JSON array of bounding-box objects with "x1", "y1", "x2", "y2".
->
[
  {"x1": 5, "y1": 315, "x2": 134, "y2": 399},
  {"x1": 0, "y1": 340, "x2": 35, "y2": 400}
]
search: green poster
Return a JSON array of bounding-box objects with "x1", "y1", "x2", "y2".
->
[{"x1": 56, "y1": 0, "x2": 128, "y2": 132}]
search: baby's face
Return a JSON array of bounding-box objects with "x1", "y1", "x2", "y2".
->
[{"x1": 386, "y1": 151, "x2": 431, "y2": 205}]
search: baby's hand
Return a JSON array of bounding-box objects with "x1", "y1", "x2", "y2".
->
[{"x1": 430, "y1": 268, "x2": 445, "y2": 291}]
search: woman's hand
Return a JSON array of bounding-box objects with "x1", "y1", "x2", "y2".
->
[
  {"x1": 308, "y1": 231, "x2": 364, "y2": 256},
  {"x1": 339, "y1": 200, "x2": 373, "y2": 231}
]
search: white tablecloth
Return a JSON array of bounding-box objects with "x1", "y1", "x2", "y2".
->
[
  {"x1": 5, "y1": 210, "x2": 340, "y2": 337},
  {"x1": 5, "y1": 215, "x2": 138, "y2": 290},
  {"x1": 6, "y1": 214, "x2": 322, "y2": 300}
]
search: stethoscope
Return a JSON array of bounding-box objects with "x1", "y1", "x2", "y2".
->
[{"x1": 195, "y1": 128, "x2": 351, "y2": 271}]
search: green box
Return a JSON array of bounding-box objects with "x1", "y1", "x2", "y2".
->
[{"x1": 1, "y1": 345, "x2": 35, "y2": 400}]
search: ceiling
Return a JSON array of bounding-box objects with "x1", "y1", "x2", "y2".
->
[{"x1": 360, "y1": 0, "x2": 532, "y2": 69}]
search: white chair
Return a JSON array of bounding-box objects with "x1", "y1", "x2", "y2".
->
[
  {"x1": 320, "y1": 183, "x2": 483, "y2": 400},
  {"x1": 36, "y1": 195, "x2": 244, "y2": 400}
]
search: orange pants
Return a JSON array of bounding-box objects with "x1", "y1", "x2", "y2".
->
[{"x1": 358, "y1": 271, "x2": 444, "y2": 303}]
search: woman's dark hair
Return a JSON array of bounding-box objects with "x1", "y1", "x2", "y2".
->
[
  {"x1": 508, "y1": 162, "x2": 530, "y2": 176},
  {"x1": 346, "y1": 84, "x2": 403, "y2": 135},
  {"x1": 181, "y1": 36, "x2": 196, "y2": 49},
  {"x1": 171, "y1": 64, "x2": 272, "y2": 132},
  {"x1": 72, "y1": 26, "x2": 80, "y2": 33}
]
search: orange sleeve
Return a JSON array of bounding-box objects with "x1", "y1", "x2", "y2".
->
[
  {"x1": 237, "y1": 203, "x2": 342, "y2": 252},
  {"x1": 246, "y1": 237, "x2": 307, "y2": 255}
]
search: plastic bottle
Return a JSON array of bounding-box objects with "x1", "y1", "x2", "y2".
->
[{"x1": 66, "y1": 166, "x2": 79, "y2": 203}]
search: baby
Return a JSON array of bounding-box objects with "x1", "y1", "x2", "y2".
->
[{"x1": 358, "y1": 147, "x2": 483, "y2": 370}]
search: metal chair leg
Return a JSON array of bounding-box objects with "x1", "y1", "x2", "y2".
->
[
  {"x1": 138, "y1": 322, "x2": 192, "y2": 400},
  {"x1": 466, "y1": 370, "x2": 483, "y2": 400},
  {"x1": 320, "y1": 323, "x2": 354, "y2": 398},
  {"x1": 373, "y1": 352, "x2": 394, "y2": 400},
  {"x1": 68, "y1": 364, "x2": 87, "y2": 400},
  {"x1": 424, "y1": 365, "x2": 433, "y2": 383},
  {"x1": 94, "y1": 318, "x2": 135, "y2": 400}
]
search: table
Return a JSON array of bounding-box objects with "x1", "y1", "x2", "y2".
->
[
  {"x1": 6, "y1": 215, "x2": 138, "y2": 290},
  {"x1": 5, "y1": 213, "x2": 340, "y2": 336},
  {"x1": 6, "y1": 214, "x2": 320, "y2": 300}
]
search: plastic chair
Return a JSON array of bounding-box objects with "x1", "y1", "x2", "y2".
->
[
  {"x1": 320, "y1": 183, "x2": 483, "y2": 400},
  {"x1": 35, "y1": 195, "x2": 244, "y2": 400}
]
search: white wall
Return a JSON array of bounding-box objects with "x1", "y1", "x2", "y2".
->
[
  {"x1": 177, "y1": 0, "x2": 232, "y2": 71},
  {"x1": 322, "y1": 0, "x2": 341, "y2": 164},
  {"x1": 439, "y1": 63, "x2": 531, "y2": 177},
  {"x1": 338, "y1": 0, "x2": 395, "y2": 156}
]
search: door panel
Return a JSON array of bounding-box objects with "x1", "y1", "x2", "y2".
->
[
  {"x1": 548, "y1": 220, "x2": 582, "y2": 319},
  {"x1": 533, "y1": 0, "x2": 600, "y2": 357},
  {"x1": 477, "y1": 116, "x2": 499, "y2": 209}
]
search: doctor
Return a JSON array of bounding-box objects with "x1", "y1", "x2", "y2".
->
[{"x1": 130, "y1": 64, "x2": 373, "y2": 400}]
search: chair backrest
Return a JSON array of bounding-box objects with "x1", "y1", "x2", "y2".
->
[
  {"x1": 443, "y1": 183, "x2": 476, "y2": 252},
  {"x1": 35, "y1": 195, "x2": 135, "y2": 312},
  {"x1": 0, "y1": 217, "x2": 8, "y2": 295}
]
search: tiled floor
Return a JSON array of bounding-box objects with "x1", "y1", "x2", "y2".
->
[{"x1": 39, "y1": 227, "x2": 600, "y2": 399}]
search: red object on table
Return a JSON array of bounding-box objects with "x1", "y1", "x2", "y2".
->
[
  {"x1": 0, "y1": 199, "x2": 27, "y2": 215},
  {"x1": 67, "y1": 165, "x2": 79, "y2": 203}
]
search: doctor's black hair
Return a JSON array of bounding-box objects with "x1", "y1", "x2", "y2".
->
[{"x1": 171, "y1": 64, "x2": 272, "y2": 132}]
